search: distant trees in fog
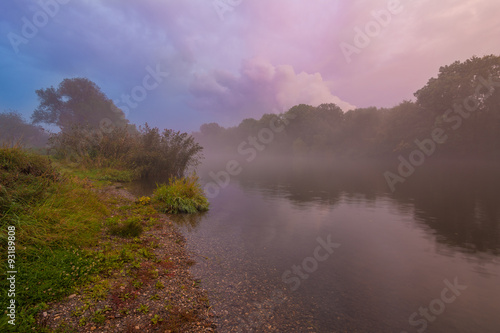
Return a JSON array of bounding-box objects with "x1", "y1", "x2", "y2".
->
[
  {"x1": 0, "y1": 111, "x2": 48, "y2": 147},
  {"x1": 2, "y1": 54, "x2": 499, "y2": 160},
  {"x1": 195, "y1": 55, "x2": 500, "y2": 159}
]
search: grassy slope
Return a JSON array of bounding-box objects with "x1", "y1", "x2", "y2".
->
[
  {"x1": 0, "y1": 148, "x2": 116, "y2": 331},
  {"x1": 1, "y1": 147, "x2": 214, "y2": 332},
  {"x1": 0, "y1": 148, "x2": 153, "y2": 331}
]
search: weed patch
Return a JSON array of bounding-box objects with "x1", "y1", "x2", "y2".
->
[{"x1": 153, "y1": 175, "x2": 209, "y2": 214}]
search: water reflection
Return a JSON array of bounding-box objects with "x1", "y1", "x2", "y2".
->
[
  {"x1": 393, "y1": 161, "x2": 500, "y2": 255},
  {"x1": 127, "y1": 157, "x2": 500, "y2": 255},
  {"x1": 125, "y1": 178, "x2": 160, "y2": 198},
  {"x1": 202, "y1": 157, "x2": 500, "y2": 255},
  {"x1": 169, "y1": 157, "x2": 500, "y2": 332}
]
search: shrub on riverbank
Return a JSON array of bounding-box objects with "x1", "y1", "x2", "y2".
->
[
  {"x1": 153, "y1": 175, "x2": 209, "y2": 214},
  {"x1": 49, "y1": 124, "x2": 203, "y2": 180}
]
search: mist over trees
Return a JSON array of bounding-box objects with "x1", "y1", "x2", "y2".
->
[
  {"x1": 2, "y1": 54, "x2": 499, "y2": 168},
  {"x1": 194, "y1": 55, "x2": 500, "y2": 159},
  {"x1": 0, "y1": 111, "x2": 49, "y2": 147}
]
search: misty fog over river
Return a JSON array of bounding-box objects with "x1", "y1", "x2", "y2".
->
[{"x1": 129, "y1": 157, "x2": 500, "y2": 332}]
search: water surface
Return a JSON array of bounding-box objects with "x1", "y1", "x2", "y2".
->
[{"x1": 131, "y1": 158, "x2": 500, "y2": 332}]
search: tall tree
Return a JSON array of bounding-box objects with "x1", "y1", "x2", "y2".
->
[
  {"x1": 414, "y1": 55, "x2": 500, "y2": 115},
  {"x1": 414, "y1": 55, "x2": 500, "y2": 150},
  {"x1": 32, "y1": 78, "x2": 129, "y2": 131}
]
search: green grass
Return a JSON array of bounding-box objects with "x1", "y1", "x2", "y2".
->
[
  {"x1": 0, "y1": 147, "x2": 209, "y2": 332},
  {"x1": 152, "y1": 175, "x2": 209, "y2": 214},
  {"x1": 53, "y1": 161, "x2": 137, "y2": 186},
  {"x1": 0, "y1": 148, "x2": 111, "y2": 331},
  {"x1": 0, "y1": 147, "x2": 59, "y2": 216}
]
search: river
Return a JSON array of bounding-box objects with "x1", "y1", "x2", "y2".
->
[{"x1": 129, "y1": 157, "x2": 500, "y2": 332}]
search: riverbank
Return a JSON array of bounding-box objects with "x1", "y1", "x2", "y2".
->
[
  {"x1": 0, "y1": 148, "x2": 215, "y2": 332},
  {"x1": 39, "y1": 184, "x2": 216, "y2": 332}
]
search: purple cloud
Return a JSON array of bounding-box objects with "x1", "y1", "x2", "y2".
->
[
  {"x1": 189, "y1": 57, "x2": 355, "y2": 124},
  {"x1": 0, "y1": 0, "x2": 499, "y2": 131}
]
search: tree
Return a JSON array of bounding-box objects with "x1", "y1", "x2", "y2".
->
[
  {"x1": 414, "y1": 55, "x2": 500, "y2": 115},
  {"x1": 161, "y1": 129, "x2": 204, "y2": 178},
  {"x1": 32, "y1": 78, "x2": 129, "y2": 131},
  {"x1": 414, "y1": 55, "x2": 500, "y2": 151},
  {"x1": 375, "y1": 101, "x2": 432, "y2": 153},
  {"x1": 316, "y1": 103, "x2": 344, "y2": 126},
  {"x1": 200, "y1": 122, "x2": 224, "y2": 137},
  {"x1": 341, "y1": 107, "x2": 381, "y2": 155},
  {"x1": 0, "y1": 111, "x2": 48, "y2": 147}
]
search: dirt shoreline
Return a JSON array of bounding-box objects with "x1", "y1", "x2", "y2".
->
[{"x1": 37, "y1": 184, "x2": 217, "y2": 332}]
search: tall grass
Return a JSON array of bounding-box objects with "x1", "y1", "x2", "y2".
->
[
  {"x1": 0, "y1": 147, "x2": 109, "y2": 331},
  {"x1": 153, "y1": 175, "x2": 209, "y2": 214},
  {"x1": 0, "y1": 146, "x2": 58, "y2": 218}
]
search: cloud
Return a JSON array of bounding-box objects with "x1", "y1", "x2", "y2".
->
[
  {"x1": 0, "y1": 0, "x2": 499, "y2": 131},
  {"x1": 189, "y1": 57, "x2": 355, "y2": 124}
]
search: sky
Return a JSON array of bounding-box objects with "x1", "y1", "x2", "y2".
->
[{"x1": 1, "y1": 0, "x2": 499, "y2": 132}]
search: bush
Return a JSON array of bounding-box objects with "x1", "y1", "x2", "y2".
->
[
  {"x1": 0, "y1": 146, "x2": 56, "y2": 178},
  {"x1": 48, "y1": 123, "x2": 203, "y2": 181},
  {"x1": 48, "y1": 124, "x2": 135, "y2": 168},
  {"x1": 128, "y1": 125, "x2": 203, "y2": 179},
  {"x1": 153, "y1": 175, "x2": 209, "y2": 214}
]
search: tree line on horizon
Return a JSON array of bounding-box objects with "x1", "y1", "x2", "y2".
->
[
  {"x1": 194, "y1": 54, "x2": 500, "y2": 159},
  {"x1": 1, "y1": 54, "x2": 499, "y2": 163}
]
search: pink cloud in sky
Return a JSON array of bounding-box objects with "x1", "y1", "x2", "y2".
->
[
  {"x1": 1, "y1": 0, "x2": 499, "y2": 130},
  {"x1": 230, "y1": 0, "x2": 500, "y2": 109},
  {"x1": 189, "y1": 56, "x2": 356, "y2": 123}
]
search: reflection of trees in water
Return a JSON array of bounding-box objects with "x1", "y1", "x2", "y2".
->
[
  {"x1": 234, "y1": 158, "x2": 500, "y2": 254},
  {"x1": 394, "y1": 162, "x2": 500, "y2": 254},
  {"x1": 236, "y1": 158, "x2": 384, "y2": 207}
]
